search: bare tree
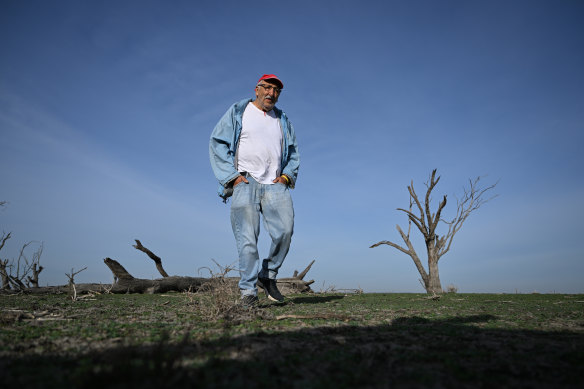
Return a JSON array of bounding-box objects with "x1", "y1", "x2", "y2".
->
[
  {"x1": 0, "y1": 240, "x2": 45, "y2": 291},
  {"x1": 65, "y1": 266, "x2": 87, "y2": 301},
  {"x1": 0, "y1": 201, "x2": 44, "y2": 289},
  {"x1": 0, "y1": 232, "x2": 12, "y2": 289},
  {"x1": 26, "y1": 243, "x2": 44, "y2": 287},
  {"x1": 371, "y1": 169, "x2": 497, "y2": 294},
  {"x1": 6, "y1": 242, "x2": 31, "y2": 290}
]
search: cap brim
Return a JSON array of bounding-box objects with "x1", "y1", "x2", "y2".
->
[{"x1": 259, "y1": 78, "x2": 283, "y2": 89}]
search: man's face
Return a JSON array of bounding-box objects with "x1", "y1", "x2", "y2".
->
[{"x1": 254, "y1": 80, "x2": 281, "y2": 112}]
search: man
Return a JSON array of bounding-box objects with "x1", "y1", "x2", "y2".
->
[{"x1": 209, "y1": 74, "x2": 300, "y2": 307}]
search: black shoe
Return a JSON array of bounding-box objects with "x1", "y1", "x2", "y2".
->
[
  {"x1": 257, "y1": 277, "x2": 285, "y2": 302},
  {"x1": 240, "y1": 295, "x2": 259, "y2": 308}
]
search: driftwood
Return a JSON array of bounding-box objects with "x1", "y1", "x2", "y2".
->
[
  {"x1": 104, "y1": 257, "x2": 209, "y2": 293},
  {"x1": 274, "y1": 259, "x2": 315, "y2": 294},
  {"x1": 109, "y1": 240, "x2": 315, "y2": 295},
  {"x1": 0, "y1": 240, "x2": 316, "y2": 295},
  {"x1": 102, "y1": 256, "x2": 315, "y2": 295}
]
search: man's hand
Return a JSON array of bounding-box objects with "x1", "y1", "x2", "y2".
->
[
  {"x1": 233, "y1": 175, "x2": 249, "y2": 187},
  {"x1": 273, "y1": 175, "x2": 289, "y2": 185}
]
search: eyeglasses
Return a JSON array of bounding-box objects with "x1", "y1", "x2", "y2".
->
[{"x1": 257, "y1": 83, "x2": 282, "y2": 94}]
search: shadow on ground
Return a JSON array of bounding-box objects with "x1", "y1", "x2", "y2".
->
[{"x1": 2, "y1": 314, "x2": 582, "y2": 388}]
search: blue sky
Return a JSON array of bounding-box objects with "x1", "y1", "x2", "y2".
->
[{"x1": 1, "y1": 0, "x2": 583, "y2": 293}]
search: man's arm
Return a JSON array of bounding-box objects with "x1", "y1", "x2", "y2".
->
[
  {"x1": 280, "y1": 119, "x2": 300, "y2": 188},
  {"x1": 209, "y1": 105, "x2": 241, "y2": 187}
]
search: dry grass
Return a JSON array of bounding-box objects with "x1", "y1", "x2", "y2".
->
[
  {"x1": 446, "y1": 284, "x2": 458, "y2": 293},
  {"x1": 187, "y1": 261, "x2": 271, "y2": 323}
]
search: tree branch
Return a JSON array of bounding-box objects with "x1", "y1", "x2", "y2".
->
[
  {"x1": 370, "y1": 224, "x2": 428, "y2": 287},
  {"x1": 8, "y1": 274, "x2": 26, "y2": 290},
  {"x1": 406, "y1": 196, "x2": 413, "y2": 238},
  {"x1": 429, "y1": 195, "x2": 447, "y2": 239},
  {"x1": 296, "y1": 259, "x2": 315, "y2": 280},
  {"x1": 407, "y1": 183, "x2": 429, "y2": 240},
  {"x1": 65, "y1": 267, "x2": 88, "y2": 301},
  {"x1": 133, "y1": 239, "x2": 169, "y2": 277},
  {"x1": 0, "y1": 232, "x2": 11, "y2": 252},
  {"x1": 396, "y1": 208, "x2": 425, "y2": 236},
  {"x1": 396, "y1": 225, "x2": 428, "y2": 284},
  {"x1": 104, "y1": 257, "x2": 134, "y2": 280},
  {"x1": 370, "y1": 240, "x2": 410, "y2": 255},
  {"x1": 424, "y1": 169, "x2": 440, "y2": 232},
  {"x1": 407, "y1": 183, "x2": 427, "y2": 230},
  {"x1": 437, "y1": 176, "x2": 498, "y2": 259}
]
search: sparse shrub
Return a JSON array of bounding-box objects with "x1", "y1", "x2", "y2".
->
[
  {"x1": 186, "y1": 260, "x2": 270, "y2": 323},
  {"x1": 319, "y1": 282, "x2": 337, "y2": 293},
  {"x1": 187, "y1": 261, "x2": 239, "y2": 320},
  {"x1": 446, "y1": 284, "x2": 458, "y2": 294}
]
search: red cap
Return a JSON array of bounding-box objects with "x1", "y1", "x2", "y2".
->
[{"x1": 257, "y1": 74, "x2": 283, "y2": 89}]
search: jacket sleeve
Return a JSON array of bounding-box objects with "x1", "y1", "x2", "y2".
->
[
  {"x1": 281, "y1": 119, "x2": 300, "y2": 188},
  {"x1": 209, "y1": 105, "x2": 240, "y2": 188}
]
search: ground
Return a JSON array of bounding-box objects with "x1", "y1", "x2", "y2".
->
[{"x1": 1, "y1": 292, "x2": 583, "y2": 388}]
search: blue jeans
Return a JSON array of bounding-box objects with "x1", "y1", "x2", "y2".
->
[{"x1": 230, "y1": 176, "x2": 294, "y2": 297}]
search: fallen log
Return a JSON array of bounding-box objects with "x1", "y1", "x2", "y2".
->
[
  {"x1": 0, "y1": 238, "x2": 317, "y2": 295},
  {"x1": 122, "y1": 240, "x2": 316, "y2": 295},
  {"x1": 276, "y1": 259, "x2": 315, "y2": 294},
  {"x1": 103, "y1": 257, "x2": 316, "y2": 295},
  {"x1": 104, "y1": 257, "x2": 209, "y2": 293}
]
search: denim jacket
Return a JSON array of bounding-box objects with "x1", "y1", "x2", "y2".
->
[{"x1": 209, "y1": 98, "x2": 300, "y2": 201}]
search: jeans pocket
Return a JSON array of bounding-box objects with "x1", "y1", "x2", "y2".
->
[{"x1": 233, "y1": 181, "x2": 249, "y2": 196}]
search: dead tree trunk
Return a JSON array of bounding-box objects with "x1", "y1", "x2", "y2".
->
[
  {"x1": 0, "y1": 259, "x2": 10, "y2": 290},
  {"x1": 27, "y1": 263, "x2": 43, "y2": 288},
  {"x1": 371, "y1": 169, "x2": 497, "y2": 294},
  {"x1": 427, "y1": 251, "x2": 442, "y2": 294},
  {"x1": 0, "y1": 232, "x2": 11, "y2": 290},
  {"x1": 277, "y1": 259, "x2": 316, "y2": 294}
]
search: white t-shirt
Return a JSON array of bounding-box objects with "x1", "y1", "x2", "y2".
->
[{"x1": 237, "y1": 102, "x2": 282, "y2": 184}]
